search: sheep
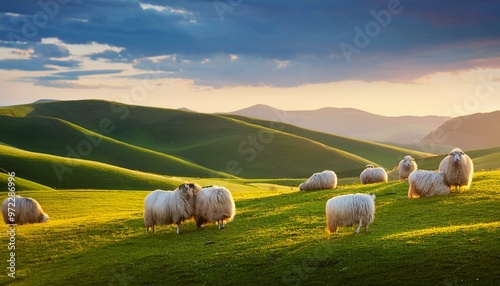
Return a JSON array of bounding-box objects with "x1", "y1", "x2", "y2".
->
[
  {"x1": 360, "y1": 165, "x2": 388, "y2": 184},
  {"x1": 299, "y1": 170, "x2": 337, "y2": 191},
  {"x1": 438, "y1": 148, "x2": 474, "y2": 192},
  {"x1": 143, "y1": 183, "x2": 197, "y2": 234},
  {"x1": 398, "y1": 155, "x2": 418, "y2": 180},
  {"x1": 194, "y1": 185, "x2": 235, "y2": 230},
  {"x1": 407, "y1": 170, "x2": 451, "y2": 198},
  {"x1": 326, "y1": 193, "x2": 376, "y2": 234},
  {"x1": 2, "y1": 196, "x2": 49, "y2": 225}
]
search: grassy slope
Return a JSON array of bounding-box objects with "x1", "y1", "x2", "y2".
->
[
  {"x1": 223, "y1": 114, "x2": 435, "y2": 169},
  {"x1": 0, "y1": 100, "x2": 375, "y2": 178},
  {"x1": 0, "y1": 115, "x2": 231, "y2": 178},
  {"x1": 2, "y1": 170, "x2": 499, "y2": 285},
  {"x1": 0, "y1": 172, "x2": 53, "y2": 191},
  {"x1": 0, "y1": 144, "x2": 183, "y2": 190}
]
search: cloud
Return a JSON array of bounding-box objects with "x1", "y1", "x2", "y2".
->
[{"x1": 0, "y1": 0, "x2": 499, "y2": 87}]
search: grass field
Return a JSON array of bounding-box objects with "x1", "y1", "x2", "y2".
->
[{"x1": 1, "y1": 170, "x2": 499, "y2": 285}]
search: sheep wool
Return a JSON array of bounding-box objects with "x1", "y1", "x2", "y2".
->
[
  {"x1": 398, "y1": 155, "x2": 418, "y2": 180},
  {"x1": 299, "y1": 170, "x2": 337, "y2": 191},
  {"x1": 326, "y1": 193, "x2": 375, "y2": 234},
  {"x1": 438, "y1": 148, "x2": 474, "y2": 192},
  {"x1": 360, "y1": 165, "x2": 388, "y2": 184},
  {"x1": 408, "y1": 170, "x2": 451, "y2": 198},
  {"x1": 194, "y1": 185, "x2": 235, "y2": 229},
  {"x1": 2, "y1": 196, "x2": 49, "y2": 225},
  {"x1": 143, "y1": 183, "x2": 197, "y2": 234}
]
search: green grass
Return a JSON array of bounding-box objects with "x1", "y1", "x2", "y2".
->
[
  {"x1": 0, "y1": 144, "x2": 183, "y2": 190},
  {"x1": 1, "y1": 170, "x2": 499, "y2": 285}
]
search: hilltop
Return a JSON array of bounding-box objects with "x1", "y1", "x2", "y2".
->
[{"x1": 420, "y1": 111, "x2": 500, "y2": 151}]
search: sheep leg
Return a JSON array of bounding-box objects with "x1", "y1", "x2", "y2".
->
[
  {"x1": 356, "y1": 220, "x2": 363, "y2": 234},
  {"x1": 176, "y1": 223, "x2": 181, "y2": 234}
]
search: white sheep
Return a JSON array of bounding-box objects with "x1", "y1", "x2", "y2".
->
[
  {"x1": 438, "y1": 148, "x2": 474, "y2": 192},
  {"x1": 326, "y1": 193, "x2": 376, "y2": 234},
  {"x1": 194, "y1": 185, "x2": 235, "y2": 229},
  {"x1": 2, "y1": 196, "x2": 49, "y2": 225},
  {"x1": 143, "y1": 183, "x2": 197, "y2": 234},
  {"x1": 360, "y1": 165, "x2": 388, "y2": 184},
  {"x1": 398, "y1": 155, "x2": 418, "y2": 180},
  {"x1": 407, "y1": 170, "x2": 451, "y2": 198},
  {"x1": 299, "y1": 170, "x2": 337, "y2": 191}
]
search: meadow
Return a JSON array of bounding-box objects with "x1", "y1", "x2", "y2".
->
[{"x1": 1, "y1": 171, "x2": 499, "y2": 285}]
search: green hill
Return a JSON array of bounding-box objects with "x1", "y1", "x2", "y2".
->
[
  {"x1": 0, "y1": 172, "x2": 54, "y2": 191},
  {"x1": 223, "y1": 114, "x2": 435, "y2": 169},
  {"x1": 0, "y1": 115, "x2": 231, "y2": 178},
  {"x1": 1, "y1": 100, "x2": 498, "y2": 183},
  {"x1": 0, "y1": 144, "x2": 182, "y2": 190},
  {"x1": 0, "y1": 100, "x2": 375, "y2": 178}
]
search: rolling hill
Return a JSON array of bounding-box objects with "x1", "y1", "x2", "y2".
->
[
  {"x1": 0, "y1": 99, "x2": 497, "y2": 189},
  {"x1": 420, "y1": 111, "x2": 500, "y2": 151},
  {"x1": 228, "y1": 104, "x2": 450, "y2": 144}
]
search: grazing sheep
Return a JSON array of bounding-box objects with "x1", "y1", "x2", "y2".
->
[
  {"x1": 398, "y1": 155, "x2": 418, "y2": 180},
  {"x1": 360, "y1": 165, "x2": 388, "y2": 184},
  {"x1": 407, "y1": 170, "x2": 451, "y2": 198},
  {"x1": 299, "y1": 170, "x2": 337, "y2": 191},
  {"x1": 438, "y1": 148, "x2": 474, "y2": 192},
  {"x1": 326, "y1": 193, "x2": 376, "y2": 234},
  {"x1": 194, "y1": 185, "x2": 235, "y2": 229},
  {"x1": 143, "y1": 183, "x2": 197, "y2": 234},
  {"x1": 2, "y1": 196, "x2": 49, "y2": 225}
]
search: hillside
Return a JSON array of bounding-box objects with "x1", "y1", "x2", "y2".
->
[
  {"x1": 0, "y1": 100, "x2": 376, "y2": 179},
  {"x1": 3, "y1": 170, "x2": 499, "y2": 285},
  {"x1": 228, "y1": 104, "x2": 450, "y2": 144},
  {"x1": 223, "y1": 114, "x2": 433, "y2": 169},
  {"x1": 0, "y1": 144, "x2": 183, "y2": 190},
  {"x1": 420, "y1": 111, "x2": 500, "y2": 151},
  {"x1": 0, "y1": 100, "x2": 496, "y2": 188},
  {"x1": 415, "y1": 145, "x2": 500, "y2": 171}
]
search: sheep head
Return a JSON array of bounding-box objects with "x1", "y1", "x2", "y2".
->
[
  {"x1": 403, "y1": 156, "x2": 414, "y2": 167},
  {"x1": 449, "y1": 148, "x2": 466, "y2": 163}
]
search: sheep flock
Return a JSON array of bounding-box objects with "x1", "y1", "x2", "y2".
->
[{"x1": 2, "y1": 148, "x2": 475, "y2": 237}]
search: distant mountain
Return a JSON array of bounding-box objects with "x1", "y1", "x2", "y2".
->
[
  {"x1": 420, "y1": 111, "x2": 500, "y2": 151},
  {"x1": 228, "y1": 104, "x2": 451, "y2": 144}
]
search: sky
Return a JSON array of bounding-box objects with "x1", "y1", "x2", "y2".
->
[{"x1": 0, "y1": 0, "x2": 500, "y2": 116}]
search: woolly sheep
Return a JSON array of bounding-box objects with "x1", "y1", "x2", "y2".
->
[
  {"x1": 299, "y1": 170, "x2": 337, "y2": 191},
  {"x1": 407, "y1": 170, "x2": 451, "y2": 198},
  {"x1": 2, "y1": 196, "x2": 49, "y2": 225},
  {"x1": 326, "y1": 193, "x2": 375, "y2": 234},
  {"x1": 438, "y1": 148, "x2": 474, "y2": 192},
  {"x1": 360, "y1": 165, "x2": 388, "y2": 184},
  {"x1": 143, "y1": 183, "x2": 197, "y2": 234},
  {"x1": 398, "y1": 155, "x2": 418, "y2": 180},
  {"x1": 194, "y1": 185, "x2": 235, "y2": 229}
]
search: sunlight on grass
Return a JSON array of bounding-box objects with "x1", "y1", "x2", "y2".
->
[{"x1": 382, "y1": 221, "x2": 500, "y2": 240}]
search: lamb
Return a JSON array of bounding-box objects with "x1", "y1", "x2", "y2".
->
[
  {"x1": 407, "y1": 170, "x2": 451, "y2": 198},
  {"x1": 194, "y1": 185, "x2": 235, "y2": 229},
  {"x1": 326, "y1": 193, "x2": 376, "y2": 234},
  {"x1": 2, "y1": 196, "x2": 49, "y2": 225},
  {"x1": 360, "y1": 165, "x2": 388, "y2": 184},
  {"x1": 438, "y1": 148, "x2": 474, "y2": 192},
  {"x1": 143, "y1": 183, "x2": 197, "y2": 234},
  {"x1": 398, "y1": 155, "x2": 418, "y2": 180},
  {"x1": 299, "y1": 170, "x2": 337, "y2": 191}
]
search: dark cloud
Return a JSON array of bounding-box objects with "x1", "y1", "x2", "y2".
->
[{"x1": 1, "y1": 0, "x2": 499, "y2": 86}]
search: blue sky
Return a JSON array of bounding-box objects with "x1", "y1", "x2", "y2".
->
[{"x1": 1, "y1": 0, "x2": 499, "y2": 115}]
